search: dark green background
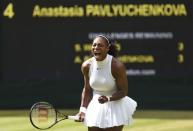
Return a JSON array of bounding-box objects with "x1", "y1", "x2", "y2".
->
[{"x1": 0, "y1": 0, "x2": 193, "y2": 109}]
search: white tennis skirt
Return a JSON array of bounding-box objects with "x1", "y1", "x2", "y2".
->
[{"x1": 84, "y1": 94, "x2": 137, "y2": 128}]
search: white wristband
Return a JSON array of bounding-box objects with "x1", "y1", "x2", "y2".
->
[
  {"x1": 79, "y1": 107, "x2": 87, "y2": 113},
  {"x1": 107, "y1": 96, "x2": 111, "y2": 102}
]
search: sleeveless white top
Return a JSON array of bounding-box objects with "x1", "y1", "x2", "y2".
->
[
  {"x1": 84, "y1": 54, "x2": 137, "y2": 128},
  {"x1": 89, "y1": 54, "x2": 117, "y2": 96}
]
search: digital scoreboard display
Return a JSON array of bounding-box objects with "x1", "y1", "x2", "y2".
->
[{"x1": 1, "y1": 0, "x2": 193, "y2": 109}]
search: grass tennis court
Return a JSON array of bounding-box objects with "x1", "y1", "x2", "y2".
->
[{"x1": 0, "y1": 110, "x2": 193, "y2": 131}]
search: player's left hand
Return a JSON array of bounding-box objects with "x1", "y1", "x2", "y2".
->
[{"x1": 98, "y1": 95, "x2": 108, "y2": 104}]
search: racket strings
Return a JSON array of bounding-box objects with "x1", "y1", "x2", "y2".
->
[{"x1": 30, "y1": 103, "x2": 57, "y2": 129}]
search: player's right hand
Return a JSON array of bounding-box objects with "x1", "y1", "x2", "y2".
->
[{"x1": 75, "y1": 112, "x2": 85, "y2": 122}]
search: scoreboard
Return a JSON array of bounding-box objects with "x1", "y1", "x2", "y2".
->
[{"x1": 1, "y1": 0, "x2": 193, "y2": 109}]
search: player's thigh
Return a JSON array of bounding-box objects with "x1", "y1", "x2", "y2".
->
[
  {"x1": 88, "y1": 127, "x2": 104, "y2": 131},
  {"x1": 104, "y1": 125, "x2": 123, "y2": 131}
]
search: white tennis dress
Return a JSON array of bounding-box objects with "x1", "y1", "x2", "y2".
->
[{"x1": 84, "y1": 54, "x2": 137, "y2": 128}]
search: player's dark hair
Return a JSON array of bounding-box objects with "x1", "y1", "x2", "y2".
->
[
  {"x1": 108, "y1": 42, "x2": 118, "y2": 57},
  {"x1": 98, "y1": 35, "x2": 118, "y2": 57}
]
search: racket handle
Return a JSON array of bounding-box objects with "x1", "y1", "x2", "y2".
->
[{"x1": 68, "y1": 115, "x2": 79, "y2": 120}]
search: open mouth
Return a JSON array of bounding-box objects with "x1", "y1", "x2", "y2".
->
[
  {"x1": 93, "y1": 52, "x2": 103, "y2": 60},
  {"x1": 94, "y1": 53, "x2": 101, "y2": 56}
]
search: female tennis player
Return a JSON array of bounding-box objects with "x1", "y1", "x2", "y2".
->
[{"x1": 76, "y1": 35, "x2": 137, "y2": 131}]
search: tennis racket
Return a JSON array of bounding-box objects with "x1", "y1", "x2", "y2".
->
[{"x1": 29, "y1": 101, "x2": 79, "y2": 130}]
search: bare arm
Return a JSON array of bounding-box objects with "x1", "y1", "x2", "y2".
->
[
  {"x1": 80, "y1": 60, "x2": 92, "y2": 108},
  {"x1": 98, "y1": 58, "x2": 128, "y2": 103},
  {"x1": 110, "y1": 58, "x2": 128, "y2": 101},
  {"x1": 76, "y1": 60, "x2": 92, "y2": 122}
]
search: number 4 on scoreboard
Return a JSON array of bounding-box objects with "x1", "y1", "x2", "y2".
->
[{"x1": 3, "y1": 3, "x2": 15, "y2": 19}]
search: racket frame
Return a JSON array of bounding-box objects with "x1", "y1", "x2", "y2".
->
[{"x1": 29, "y1": 102, "x2": 68, "y2": 130}]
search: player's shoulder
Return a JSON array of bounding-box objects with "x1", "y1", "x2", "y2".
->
[
  {"x1": 82, "y1": 57, "x2": 93, "y2": 67},
  {"x1": 111, "y1": 57, "x2": 126, "y2": 77},
  {"x1": 112, "y1": 57, "x2": 125, "y2": 70},
  {"x1": 81, "y1": 57, "x2": 93, "y2": 73}
]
